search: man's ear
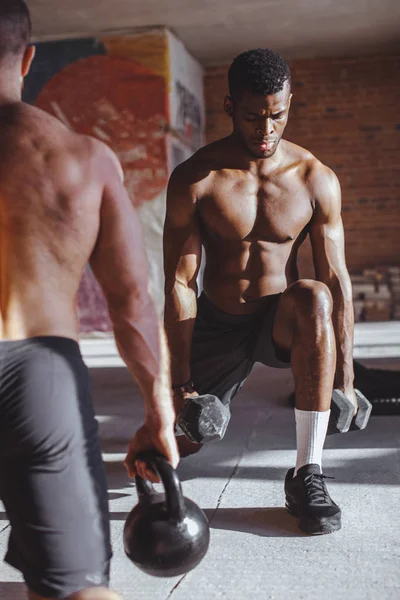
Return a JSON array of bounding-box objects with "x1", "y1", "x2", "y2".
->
[
  {"x1": 224, "y1": 95, "x2": 234, "y2": 118},
  {"x1": 21, "y1": 45, "x2": 36, "y2": 78}
]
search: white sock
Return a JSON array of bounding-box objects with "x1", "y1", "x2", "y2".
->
[{"x1": 294, "y1": 408, "x2": 330, "y2": 476}]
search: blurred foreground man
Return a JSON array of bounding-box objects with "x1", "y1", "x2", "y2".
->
[{"x1": 0, "y1": 2, "x2": 178, "y2": 598}]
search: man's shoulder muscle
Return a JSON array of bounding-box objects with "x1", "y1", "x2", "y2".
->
[
  {"x1": 281, "y1": 139, "x2": 317, "y2": 171},
  {"x1": 21, "y1": 107, "x2": 122, "y2": 183},
  {"x1": 169, "y1": 138, "x2": 229, "y2": 190},
  {"x1": 306, "y1": 159, "x2": 340, "y2": 200},
  {"x1": 304, "y1": 158, "x2": 341, "y2": 222},
  {"x1": 166, "y1": 148, "x2": 217, "y2": 227},
  {"x1": 282, "y1": 139, "x2": 339, "y2": 195},
  {"x1": 76, "y1": 136, "x2": 124, "y2": 189},
  {"x1": 281, "y1": 139, "x2": 341, "y2": 219}
]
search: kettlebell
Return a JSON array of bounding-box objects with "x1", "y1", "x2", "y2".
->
[{"x1": 123, "y1": 451, "x2": 210, "y2": 577}]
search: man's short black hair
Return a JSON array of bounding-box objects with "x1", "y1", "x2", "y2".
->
[
  {"x1": 228, "y1": 48, "x2": 291, "y2": 99},
  {"x1": 0, "y1": 0, "x2": 31, "y2": 61}
]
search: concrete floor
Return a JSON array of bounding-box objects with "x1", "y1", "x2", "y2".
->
[{"x1": 1, "y1": 359, "x2": 400, "y2": 600}]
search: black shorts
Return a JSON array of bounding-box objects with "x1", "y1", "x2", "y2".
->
[
  {"x1": 190, "y1": 293, "x2": 291, "y2": 406},
  {"x1": 0, "y1": 337, "x2": 111, "y2": 598}
]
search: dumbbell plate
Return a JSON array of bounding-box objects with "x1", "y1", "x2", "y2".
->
[
  {"x1": 177, "y1": 395, "x2": 230, "y2": 444},
  {"x1": 327, "y1": 389, "x2": 354, "y2": 435},
  {"x1": 349, "y1": 389, "x2": 372, "y2": 431}
]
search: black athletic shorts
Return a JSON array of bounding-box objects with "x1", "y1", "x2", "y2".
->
[
  {"x1": 0, "y1": 337, "x2": 111, "y2": 598},
  {"x1": 190, "y1": 293, "x2": 291, "y2": 407}
]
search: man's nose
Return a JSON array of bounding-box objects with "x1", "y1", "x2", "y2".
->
[{"x1": 256, "y1": 119, "x2": 273, "y2": 136}]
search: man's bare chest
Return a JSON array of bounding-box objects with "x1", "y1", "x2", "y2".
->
[{"x1": 198, "y1": 175, "x2": 313, "y2": 244}]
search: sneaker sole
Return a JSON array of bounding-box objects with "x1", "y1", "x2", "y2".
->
[{"x1": 285, "y1": 503, "x2": 342, "y2": 535}]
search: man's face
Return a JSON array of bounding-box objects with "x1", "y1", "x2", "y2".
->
[{"x1": 225, "y1": 81, "x2": 292, "y2": 159}]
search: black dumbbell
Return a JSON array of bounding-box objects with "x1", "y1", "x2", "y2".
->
[
  {"x1": 176, "y1": 394, "x2": 230, "y2": 444},
  {"x1": 327, "y1": 388, "x2": 372, "y2": 435}
]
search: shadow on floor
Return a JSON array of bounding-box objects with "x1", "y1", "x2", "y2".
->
[
  {"x1": 108, "y1": 492, "x2": 131, "y2": 501},
  {"x1": 91, "y1": 362, "x2": 400, "y2": 492},
  {"x1": 98, "y1": 415, "x2": 400, "y2": 473},
  {"x1": 102, "y1": 443, "x2": 400, "y2": 490},
  {"x1": 175, "y1": 449, "x2": 400, "y2": 485},
  {"x1": 203, "y1": 506, "x2": 305, "y2": 538},
  {"x1": 107, "y1": 507, "x2": 303, "y2": 539},
  {"x1": 104, "y1": 461, "x2": 134, "y2": 491},
  {"x1": 109, "y1": 512, "x2": 130, "y2": 521}
]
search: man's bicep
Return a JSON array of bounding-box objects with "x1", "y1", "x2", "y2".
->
[
  {"x1": 163, "y1": 219, "x2": 202, "y2": 291},
  {"x1": 309, "y1": 167, "x2": 347, "y2": 282},
  {"x1": 310, "y1": 218, "x2": 347, "y2": 280},
  {"x1": 90, "y1": 182, "x2": 149, "y2": 303},
  {"x1": 163, "y1": 173, "x2": 202, "y2": 290}
]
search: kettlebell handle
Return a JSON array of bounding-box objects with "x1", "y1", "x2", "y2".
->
[{"x1": 135, "y1": 452, "x2": 186, "y2": 522}]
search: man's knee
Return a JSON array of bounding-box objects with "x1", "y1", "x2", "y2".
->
[{"x1": 289, "y1": 279, "x2": 333, "y2": 322}]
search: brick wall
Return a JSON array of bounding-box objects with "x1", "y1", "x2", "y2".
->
[{"x1": 205, "y1": 54, "x2": 400, "y2": 277}]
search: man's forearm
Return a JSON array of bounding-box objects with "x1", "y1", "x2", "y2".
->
[
  {"x1": 328, "y1": 276, "x2": 355, "y2": 390},
  {"x1": 109, "y1": 298, "x2": 175, "y2": 427},
  {"x1": 164, "y1": 284, "x2": 197, "y2": 385}
]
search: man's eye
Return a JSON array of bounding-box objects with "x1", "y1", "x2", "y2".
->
[
  {"x1": 245, "y1": 117, "x2": 257, "y2": 122},
  {"x1": 274, "y1": 114, "x2": 284, "y2": 120}
]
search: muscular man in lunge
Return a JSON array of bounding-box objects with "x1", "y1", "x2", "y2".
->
[{"x1": 164, "y1": 48, "x2": 356, "y2": 535}]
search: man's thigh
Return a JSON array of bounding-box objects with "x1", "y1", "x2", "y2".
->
[
  {"x1": 271, "y1": 279, "x2": 332, "y2": 355},
  {"x1": 190, "y1": 294, "x2": 255, "y2": 406},
  {"x1": 0, "y1": 338, "x2": 111, "y2": 599},
  {"x1": 253, "y1": 293, "x2": 292, "y2": 368}
]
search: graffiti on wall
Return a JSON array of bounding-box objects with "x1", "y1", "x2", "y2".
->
[
  {"x1": 23, "y1": 38, "x2": 106, "y2": 104},
  {"x1": 36, "y1": 55, "x2": 169, "y2": 207},
  {"x1": 22, "y1": 31, "x2": 204, "y2": 332},
  {"x1": 23, "y1": 37, "x2": 170, "y2": 333},
  {"x1": 174, "y1": 81, "x2": 202, "y2": 149}
]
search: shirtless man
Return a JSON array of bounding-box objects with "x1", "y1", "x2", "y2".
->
[
  {"x1": 0, "y1": 2, "x2": 178, "y2": 599},
  {"x1": 164, "y1": 48, "x2": 356, "y2": 535}
]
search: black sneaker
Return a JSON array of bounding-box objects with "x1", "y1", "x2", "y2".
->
[{"x1": 285, "y1": 464, "x2": 342, "y2": 535}]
